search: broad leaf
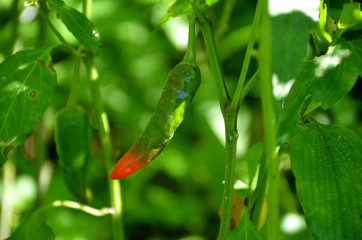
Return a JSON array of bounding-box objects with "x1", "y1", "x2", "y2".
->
[
  {"x1": 0, "y1": 46, "x2": 57, "y2": 166},
  {"x1": 290, "y1": 121, "x2": 362, "y2": 240},
  {"x1": 8, "y1": 212, "x2": 55, "y2": 240},
  {"x1": 277, "y1": 40, "x2": 360, "y2": 143},
  {"x1": 225, "y1": 207, "x2": 265, "y2": 240},
  {"x1": 47, "y1": 0, "x2": 102, "y2": 56}
]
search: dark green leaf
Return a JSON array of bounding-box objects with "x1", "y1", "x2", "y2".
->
[
  {"x1": 225, "y1": 207, "x2": 265, "y2": 240},
  {"x1": 350, "y1": 36, "x2": 362, "y2": 76},
  {"x1": 8, "y1": 212, "x2": 55, "y2": 240},
  {"x1": 290, "y1": 121, "x2": 362, "y2": 240},
  {"x1": 47, "y1": 0, "x2": 102, "y2": 56},
  {"x1": 0, "y1": 46, "x2": 57, "y2": 166},
  {"x1": 157, "y1": 0, "x2": 190, "y2": 26},
  {"x1": 277, "y1": 40, "x2": 360, "y2": 143}
]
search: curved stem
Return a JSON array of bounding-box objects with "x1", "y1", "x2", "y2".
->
[
  {"x1": 230, "y1": 0, "x2": 263, "y2": 112},
  {"x1": 66, "y1": 55, "x2": 81, "y2": 107},
  {"x1": 198, "y1": 17, "x2": 230, "y2": 113},
  {"x1": 182, "y1": 11, "x2": 196, "y2": 65}
]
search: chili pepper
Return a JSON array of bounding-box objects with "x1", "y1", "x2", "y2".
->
[
  {"x1": 110, "y1": 13, "x2": 199, "y2": 180},
  {"x1": 55, "y1": 105, "x2": 90, "y2": 202}
]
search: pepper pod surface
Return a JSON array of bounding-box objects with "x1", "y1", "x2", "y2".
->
[
  {"x1": 55, "y1": 105, "x2": 91, "y2": 202},
  {"x1": 110, "y1": 63, "x2": 200, "y2": 179}
]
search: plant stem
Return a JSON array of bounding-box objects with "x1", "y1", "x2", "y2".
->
[
  {"x1": 219, "y1": 112, "x2": 238, "y2": 239},
  {"x1": 230, "y1": 0, "x2": 263, "y2": 112},
  {"x1": 84, "y1": 56, "x2": 124, "y2": 240},
  {"x1": 260, "y1": 0, "x2": 279, "y2": 238},
  {"x1": 82, "y1": 0, "x2": 124, "y2": 238},
  {"x1": 215, "y1": 0, "x2": 237, "y2": 41},
  {"x1": 198, "y1": 17, "x2": 230, "y2": 113},
  {"x1": 66, "y1": 55, "x2": 81, "y2": 107},
  {"x1": 38, "y1": 1, "x2": 68, "y2": 45},
  {"x1": 6, "y1": 0, "x2": 19, "y2": 55}
]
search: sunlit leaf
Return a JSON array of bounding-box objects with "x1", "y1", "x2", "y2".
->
[
  {"x1": 336, "y1": 2, "x2": 362, "y2": 37},
  {"x1": 8, "y1": 212, "x2": 55, "y2": 240},
  {"x1": 225, "y1": 206, "x2": 265, "y2": 240},
  {"x1": 277, "y1": 40, "x2": 360, "y2": 143},
  {"x1": 290, "y1": 121, "x2": 362, "y2": 240},
  {"x1": 0, "y1": 46, "x2": 57, "y2": 166},
  {"x1": 47, "y1": 0, "x2": 102, "y2": 56}
]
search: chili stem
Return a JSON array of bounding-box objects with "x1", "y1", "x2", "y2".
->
[
  {"x1": 259, "y1": 0, "x2": 279, "y2": 238},
  {"x1": 182, "y1": 11, "x2": 196, "y2": 65},
  {"x1": 66, "y1": 55, "x2": 81, "y2": 107}
]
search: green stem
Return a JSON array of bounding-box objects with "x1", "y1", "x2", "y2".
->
[
  {"x1": 38, "y1": 1, "x2": 68, "y2": 45},
  {"x1": 182, "y1": 12, "x2": 196, "y2": 65},
  {"x1": 84, "y1": 56, "x2": 124, "y2": 240},
  {"x1": 215, "y1": 0, "x2": 237, "y2": 41},
  {"x1": 7, "y1": 0, "x2": 19, "y2": 55},
  {"x1": 198, "y1": 17, "x2": 230, "y2": 113},
  {"x1": 230, "y1": 0, "x2": 263, "y2": 112},
  {"x1": 260, "y1": 0, "x2": 279, "y2": 238},
  {"x1": 66, "y1": 55, "x2": 81, "y2": 107},
  {"x1": 82, "y1": 1, "x2": 124, "y2": 238},
  {"x1": 219, "y1": 113, "x2": 238, "y2": 239}
]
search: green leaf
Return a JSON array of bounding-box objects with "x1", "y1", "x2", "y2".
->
[
  {"x1": 47, "y1": 0, "x2": 102, "y2": 56},
  {"x1": 290, "y1": 121, "x2": 362, "y2": 240},
  {"x1": 271, "y1": 11, "x2": 315, "y2": 111},
  {"x1": 225, "y1": 207, "x2": 265, "y2": 240},
  {"x1": 0, "y1": 46, "x2": 57, "y2": 166},
  {"x1": 277, "y1": 40, "x2": 360, "y2": 143},
  {"x1": 157, "y1": 0, "x2": 190, "y2": 26},
  {"x1": 337, "y1": 3, "x2": 362, "y2": 37},
  {"x1": 271, "y1": 12, "x2": 315, "y2": 84},
  {"x1": 55, "y1": 105, "x2": 90, "y2": 202},
  {"x1": 8, "y1": 212, "x2": 55, "y2": 240}
]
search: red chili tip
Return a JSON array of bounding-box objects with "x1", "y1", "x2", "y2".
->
[{"x1": 109, "y1": 150, "x2": 147, "y2": 180}]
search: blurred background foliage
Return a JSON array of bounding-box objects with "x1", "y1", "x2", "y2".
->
[{"x1": 0, "y1": 0, "x2": 361, "y2": 239}]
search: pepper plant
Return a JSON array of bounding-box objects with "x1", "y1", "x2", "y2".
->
[{"x1": 0, "y1": 0, "x2": 361, "y2": 239}]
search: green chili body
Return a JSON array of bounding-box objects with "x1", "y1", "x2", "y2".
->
[
  {"x1": 55, "y1": 105, "x2": 90, "y2": 201},
  {"x1": 110, "y1": 63, "x2": 200, "y2": 179}
]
